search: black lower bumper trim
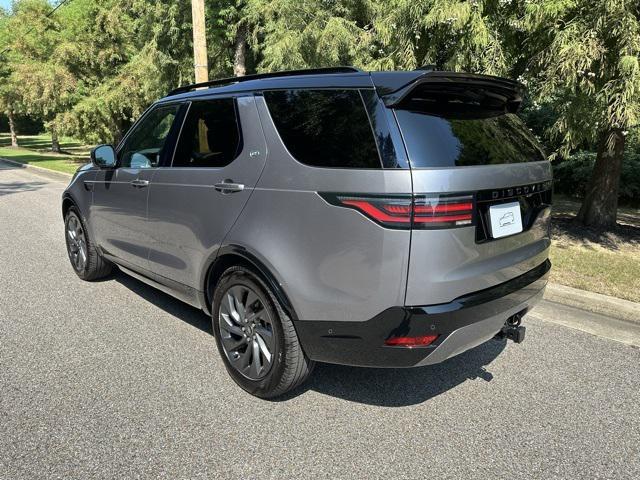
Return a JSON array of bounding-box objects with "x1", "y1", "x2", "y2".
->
[{"x1": 294, "y1": 259, "x2": 550, "y2": 367}]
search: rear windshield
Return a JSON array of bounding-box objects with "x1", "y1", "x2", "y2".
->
[{"x1": 395, "y1": 111, "x2": 546, "y2": 168}]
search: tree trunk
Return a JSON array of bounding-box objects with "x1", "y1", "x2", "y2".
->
[
  {"x1": 51, "y1": 127, "x2": 61, "y2": 153},
  {"x1": 7, "y1": 109, "x2": 18, "y2": 147},
  {"x1": 111, "y1": 117, "x2": 125, "y2": 146},
  {"x1": 233, "y1": 24, "x2": 248, "y2": 77},
  {"x1": 111, "y1": 129, "x2": 122, "y2": 147},
  {"x1": 112, "y1": 130, "x2": 123, "y2": 147},
  {"x1": 575, "y1": 129, "x2": 625, "y2": 228}
]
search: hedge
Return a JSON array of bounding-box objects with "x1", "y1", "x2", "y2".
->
[{"x1": 552, "y1": 151, "x2": 640, "y2": 206}]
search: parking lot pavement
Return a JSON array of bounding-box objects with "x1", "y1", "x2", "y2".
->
[{"x1": 1, "y1": 163, "x2": 639, "y2": 479}]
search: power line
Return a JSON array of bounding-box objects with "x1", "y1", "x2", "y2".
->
[{"x1": 0, "y1": 0, "x2": 74, "y2": 56}]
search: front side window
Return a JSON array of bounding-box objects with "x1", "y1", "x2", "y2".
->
[
  {"x1": 118, "y1": 104, "x2": 179, "y2": 168},
  {"x1": 172, "y1": 98, "x2": 242, "y2": 168},
  {"x1": 264, "y1": 89, "x2": 381, "y2": 169}
]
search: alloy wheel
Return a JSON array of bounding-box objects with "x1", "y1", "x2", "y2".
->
[
  {"x1": 66, "y1": 215, "x2": 87, "y2": 272},
  {"x1": 218, "y1": 284, "x2": 275, "y2": 380}
]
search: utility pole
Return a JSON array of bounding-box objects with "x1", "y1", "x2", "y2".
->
[{"x1": 191, "y1": 0, "x2": 209, "y2": 83}]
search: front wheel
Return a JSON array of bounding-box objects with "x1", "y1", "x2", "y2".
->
[
  {"x1": 64, "y1": 207, "x2": 112, "y2": 281},
  {"x1": 211, "y1": 266, "x2": 314, "y2": 398}
]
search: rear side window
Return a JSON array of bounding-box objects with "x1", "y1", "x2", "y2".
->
[
  {"x1": 264, "y1": 89, "x2": 381, "y2": 169},
  {"x1": 173, "y1": 98, "x2": 242, "y2": 168},
  {"x1": 395, "y1": 111, "x2": 546, "y2": 168}
]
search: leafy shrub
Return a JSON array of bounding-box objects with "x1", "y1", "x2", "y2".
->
[{"x1": 553, "y1": 151, "x2": 640, "y2": 205}]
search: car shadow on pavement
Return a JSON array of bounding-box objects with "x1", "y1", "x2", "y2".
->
[
  {"x1": 289, "y1": 340, "x2": 506, "y2": 406},
  {"x1": 113, "y1": 269, "x2": 506, "y2": 407},
  {"x1": 113, "y1": 270, "x2": 212, "y2": 333},
  {"x1": 0, "y1": 180, "x2": 47, "y2": 197}
]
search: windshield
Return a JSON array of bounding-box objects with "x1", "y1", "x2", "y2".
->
[{"x1": 395, "y1": 111, "x2": 547, "y2": 168}]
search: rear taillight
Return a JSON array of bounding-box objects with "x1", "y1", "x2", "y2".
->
[
  {"x1": 339, "y1": 197, "x2": 413, "y2": 228},
  {"x1": 413, "y1": 194, "x2": 474, "y2": 228},
  {"x1": 320, "y1": 193, "x2": 474, "y2": 229}
]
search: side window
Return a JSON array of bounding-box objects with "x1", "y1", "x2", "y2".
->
[
  {"x1": 263, "y1": 89, "x2": 381, "y2": 169},
  {"x1": 118, "y1": 104, "x2": 180, "y2": 168},
  {"x1": 172, "y1": 98, "x2": 242, "y2": 168}
]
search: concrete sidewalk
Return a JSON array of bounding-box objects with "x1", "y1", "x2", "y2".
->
[{"x1": 544, "y1": 282, "x2": 640, "y2": 325}]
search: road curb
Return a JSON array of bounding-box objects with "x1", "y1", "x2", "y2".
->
[
  {"x1": 0, "y1": 157, "x2": 73, "y2": 182},
  {"x1": 544, "y1": 283, "x2": 640, "y2": 325}
]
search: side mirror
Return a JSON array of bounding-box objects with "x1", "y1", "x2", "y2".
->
[{"x1": 90, "y1": 144, "x2": 117, "y2": 168}]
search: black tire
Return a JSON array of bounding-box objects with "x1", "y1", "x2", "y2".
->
[
  {"x1": 64, "y1": 207, "x2": 113, "y2": 281},
  {"x1": 211, "y1": 265, "x2": 315, "y2": 398}
]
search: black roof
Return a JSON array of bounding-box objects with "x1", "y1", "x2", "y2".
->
[
  {"x1": 160, "y1": 66, "x2": 429, "y2": 102},
  {"x1": 159, "y1": 66, "x2": 525, "y2": 112}
]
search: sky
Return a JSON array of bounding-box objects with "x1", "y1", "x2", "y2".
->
[{"x1": 0, "y1": 0, "x2": 12, "y2": 12}]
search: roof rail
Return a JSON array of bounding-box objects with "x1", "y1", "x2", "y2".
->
[
  {"x1": 414, "y1": 64, "x2": 438, "y2": 71},
  {"x1": 167, "y1": 66, "x2": 362, "y2": 97}
]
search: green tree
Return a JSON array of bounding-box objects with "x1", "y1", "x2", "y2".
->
[
  {"x1": 0, "y1": 8, "x2": 21, "y2": 147},
  {"x1": 372, "y1": 0, "x2": 507, "y2": 73},
  {"x1": 243, "y1": 0, "x2": 376, "y2": 71},
  {"x1": 5, "y1": 0, "x2": 76, "y2": 152},
  {"x1": 205, "y1": 0, "x2": 251, "y2": 77},
  {"x1": 56, "y1": 0, "x2": 194, "y2": 144},
  {"x1": 522, "y1": 0, "x2": 640, "y2": 227}
]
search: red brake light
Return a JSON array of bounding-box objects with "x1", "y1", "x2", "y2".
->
[
  {"x1": 385, "y1": 334, "x2": 439, "y2": 347},
  {"x1": 340, "y1": 199, "x2": 412, "y2": 226},
  {"x1": 320, "y1": 193, "x2": 474, "y2": 230},
  {"x1": 413, "y1": 195, "x2": 474, "y2": 227}
]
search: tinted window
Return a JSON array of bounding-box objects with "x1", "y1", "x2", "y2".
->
[
  {"x1": 264, "y1": 89, "x2": 381, "y2": 169},
  {"x1": 119, "y1": 104, "x2": 179, "y2": 168},
  {"x1": 360, "y1": 89, "x2": 408, "y2": 169},
  {"x1": 395, "y1": 111, "x2": 546, "y2": 168},
  {"x1": 173, "y1": 98, "x2": 242, "y2": 168}
]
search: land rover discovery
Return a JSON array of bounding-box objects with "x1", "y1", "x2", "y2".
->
[{"x1": 62, "y1": 67, "x2": 552, "y2": 398}]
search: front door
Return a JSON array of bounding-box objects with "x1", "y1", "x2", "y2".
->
[
  {"x1": 147, "y1": 95, "x2": 267, "y2": 289},
  {"x1": 91, "y1": 103, "x2": 181, "y2": 271}
]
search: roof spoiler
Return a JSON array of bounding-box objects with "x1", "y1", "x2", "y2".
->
[{"x1": 375, "y1": 71, "x2": 525, "y2": 115}]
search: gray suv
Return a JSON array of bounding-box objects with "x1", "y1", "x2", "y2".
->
[{"x1": 62, "y1": 67, "x2": 552, "y2": 398}]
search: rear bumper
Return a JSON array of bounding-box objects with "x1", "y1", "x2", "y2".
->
[{"x1": 295, "y1": 259, "x2": 550, "y2": 367}]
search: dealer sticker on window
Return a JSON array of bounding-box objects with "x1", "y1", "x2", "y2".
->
[{"x1": 489, "y1": 201, "x2": 523, "y2": 238}]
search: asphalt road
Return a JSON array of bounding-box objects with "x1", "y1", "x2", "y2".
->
[{"x1": 1, "y1": 162, "x2": 639, "y2": 479}]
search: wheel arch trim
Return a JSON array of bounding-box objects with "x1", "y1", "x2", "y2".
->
[
  {"x1": 202, "y1": 244, "x2": 299, "y2": 321},
  {"x1": 61, "y1": 192, "x2": 79, "y2": 219}
]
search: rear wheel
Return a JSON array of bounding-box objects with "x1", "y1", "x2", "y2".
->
[
  {"x1": 211, "y1": 265, "x2": 314, "y2": 398},
  {"x1": 64, "y1": 208, "x2": 112, "y2": 281}
]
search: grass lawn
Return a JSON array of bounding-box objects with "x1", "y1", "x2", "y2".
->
[
  {"x1": 0, "y1": 133, "x2": 91, "y2": 174},
  {"x1": 550, "y1": 196, "x2": 640, "y2": 302}
]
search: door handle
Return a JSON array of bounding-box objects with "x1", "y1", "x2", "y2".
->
[
  {"x1": 131, "y1": 179, "x2": 150, "y2": 188},
  {"x1": 214, "y1": 181, "x2": 245, "y2": 194}
]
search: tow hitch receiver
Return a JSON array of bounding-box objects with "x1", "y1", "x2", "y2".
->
[
  {"x1": 500, "y1": 325, "x2": 526, "y2": 343},
  {"x1": 495, "y1": 310, "x2": 527, "y2": 344}
]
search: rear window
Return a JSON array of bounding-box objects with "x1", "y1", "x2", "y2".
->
[
  {"x1": 264, "y1": 89, "x2": 381, "y2": 169},
  {"x1": 395, "y1": 111, "x2": 547, "y2": 168},
  {"x1": 173, "y1": 98, "x2": 242, "y2": 168}
]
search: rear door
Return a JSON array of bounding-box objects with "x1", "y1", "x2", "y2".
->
[
  {"x1": 390, "y1": 75, "x2": 553, "y2": 305},
  {"x1": 146, "y1": 95, "x2": 267, "y2": 289}
]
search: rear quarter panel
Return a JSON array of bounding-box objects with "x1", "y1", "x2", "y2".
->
[{"x1": 223, "y1": 96, "x2": 412, "y2": 322}]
